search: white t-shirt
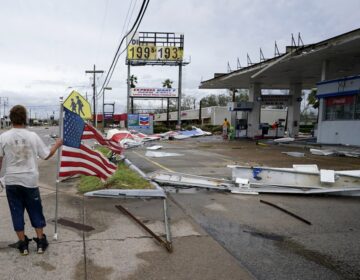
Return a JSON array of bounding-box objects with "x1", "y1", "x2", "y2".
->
[{"x1": 0, "y1": 128, "x2": 50, "y2": 188}]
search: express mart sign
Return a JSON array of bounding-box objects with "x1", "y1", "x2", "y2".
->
[{"x1": 130, "y1": 88, "x2": 178, "y2": 98}]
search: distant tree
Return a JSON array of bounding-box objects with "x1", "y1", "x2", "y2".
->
[
  {"x1": 307, "y1": 88, "x2": 319, "y2": 109},
  {"x1": 235, "y1": 89, "x2": 249, "y2": 102},
  {"x1": 218, "y1": 93, "x2": 232, "y2": 106},
  {"x1": 182, "y1": 94, "x2": 196, "y2": 110},
  {"x1": 162, "y1": 79, "x2": 175, "y2": 110},
  {"x1": 129, "y1": 75, "x2": 138, "y2": 88},
  {"x1": 162, "y1": 79, "x2": 173, "y2": 88},
  {"x1": 201, "y1": 94, "x2": 218, "y2": 107},
  {"x1": 200, "y1": 89, "x2": 249, "y2": 108},
  {"x1": 300, "y1": 89, "x2": 319, "y2": 124}
]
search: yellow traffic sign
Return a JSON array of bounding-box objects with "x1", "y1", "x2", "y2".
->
[{"x1": 63, "y1": 90, "x2": 91, "y2": 119}]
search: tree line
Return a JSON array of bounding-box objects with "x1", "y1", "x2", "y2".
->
[{"x1": 129, "y1": 75, "x2": 250, "y2": 111}]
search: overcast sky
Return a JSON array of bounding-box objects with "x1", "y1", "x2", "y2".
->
[{"x1": 0, "y1": 0, "x2": 359, "y2": 118}]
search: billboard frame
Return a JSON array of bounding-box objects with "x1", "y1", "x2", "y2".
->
[{"x1": 126, "y1": 31, "x2": 190, "y2": 129}]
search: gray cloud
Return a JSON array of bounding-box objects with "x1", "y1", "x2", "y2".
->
[{"x1": 0, "y1": 0, "x2": 359, "y2": 117}]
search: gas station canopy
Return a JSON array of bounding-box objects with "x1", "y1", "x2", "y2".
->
[{"x1": 199, "y1": 28, "x2": 360, "y2": 90}]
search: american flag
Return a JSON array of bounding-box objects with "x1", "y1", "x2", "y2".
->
[
  {"x1": 59, "y1": 108, "x2": 117, "y2": 181},
  {"x1": 82, "y1": 124, "x2": 123, "y2": 154}
]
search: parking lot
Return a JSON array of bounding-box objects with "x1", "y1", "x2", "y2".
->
[{"x1": 126, "y1": 135, "x2": 360, "y2": 280}]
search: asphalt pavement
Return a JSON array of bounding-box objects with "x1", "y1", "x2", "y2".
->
[
  {"x1": 1, "y1": 126, "x2": 360, "y2": 279},
  {"x1": 125, "y1": 135, "x2": 360, "y2": 280}
]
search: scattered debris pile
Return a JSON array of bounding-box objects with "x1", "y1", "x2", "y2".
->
[
  {"x1": 148, "y1": 165, "x2": 360, "y2": 197},
  {"x1": 228, "y1": 164, "x2": 360, "y2": 196},
  {"x1": 310, "y1": 148, "x2": 360, "y2": 158},
  {"x1": 106, "y1": 126, "x2": 211, "y2": 149}
]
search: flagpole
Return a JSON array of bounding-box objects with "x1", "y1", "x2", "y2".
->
[{"x1": 54, "y1": 97, "x2": 64, "y2": 240}]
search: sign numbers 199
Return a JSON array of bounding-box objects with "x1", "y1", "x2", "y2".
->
[{"x1": 128, "y1": 46, "x2": 156, "y2": 60}]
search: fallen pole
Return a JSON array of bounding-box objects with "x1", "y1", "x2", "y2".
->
[
  {"x1": 260, "y1": 199, "x2": 312, "y2": 225},
  {"x1": 123, "y1": 157, "x2": 172, "y2": 243},
  {"x1": 115, "y1": 204, "x2": 173, "y2": 252},
  {"x1": 163, "y1": 199, "x2": 172, "y2": 245}
]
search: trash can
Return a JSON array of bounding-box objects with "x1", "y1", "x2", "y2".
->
[
  {"x1": 228, "y1": 126, "x2": 235, "y2": 140},
  {"x1": 259, "y1": 123, "x2": 269, "y2": 137}
]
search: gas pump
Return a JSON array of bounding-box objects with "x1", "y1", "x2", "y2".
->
[
  {"x1": 236, "y1": 119, "x2": 248, "y2": 138},
  {"x1": 276, "y1": 118, "x2": 285, "y2": 137},
  {"x1": 269, "y1": 118, "x2": 285, "y2": 137}
]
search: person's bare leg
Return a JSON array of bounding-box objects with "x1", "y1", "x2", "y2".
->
[
  {"x1": 16, "y1": 231, "x2": 26, "y2": 241},
  {"x1": 35, "y1": 228, "x2": 44, "y2": 239},
  {"x1": 34, "y1": 227, "x2": 48, "y2": 253}
]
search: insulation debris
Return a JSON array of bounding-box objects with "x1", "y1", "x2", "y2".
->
[
  {"x1": 146, "y1": 145, "x2": 163, "y2": 150},
  {"x1": 282, "y1": 152, "x2": 305, "y2": 157},
  {"x1": 145, "y1": 151, "x2": 183, "y2": 158},
  {"x1": 310, "y1": 149, "x2": 334, "y2": 156},
  {"x1": 273, "y1": 137, "x2": 295, "y2": 143}
]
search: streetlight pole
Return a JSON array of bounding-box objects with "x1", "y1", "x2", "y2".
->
[{"x1": 102, "y1": 87, "x2": 112, "y2": 130}]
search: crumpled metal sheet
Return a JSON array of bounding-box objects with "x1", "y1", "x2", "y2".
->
[
  {"x1": 148, "y1": 171, "x2": 234, "y2": 190},
  {"x1": 84, "y1": 189, "x2": 166, "y2": 198}
]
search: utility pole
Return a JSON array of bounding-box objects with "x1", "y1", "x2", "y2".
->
[
  {"x1": 177, "y1": 63, "x2": 183, "y2": 129},
  {"x1": 85, "y1": 65, "x2": 104, "y2": 127},
  {"x1": 102, "y1": 87, "x2": 112, "y2": 130},
  {"x1": 127, "y1": 64, "x2": 131, "y2": 114},
  {"x1": 0, "y1": 97, "x2": 8, "y2": 128}
]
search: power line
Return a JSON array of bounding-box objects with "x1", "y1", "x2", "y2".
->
[
  {"x1": 125, "y1": 0, "x2": 138, "y2": 34},
  {"x1": 98, "y1": 0, "x2": 149, "y2": 99},
  {"x1": 99, "y1": 0, "x2": 148, "y2": 96},
  {"x1": 98, "y1": 0, "x2": 149, "y2": 98},
  {"x1": 9, "y1": 104, "x2": 59, "y2": 108},
  {"x1": 95, "y1": 0, "x2": 110, "y2": 65},
  {"x1": 111, "y1": 0, "x2": 149, "y2": 72},
  {"x1": 98, "y1": 0, "x2": 147, "y2": 95}
]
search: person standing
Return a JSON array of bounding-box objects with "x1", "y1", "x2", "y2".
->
[
  {"x1": 222, "y1": 118, "x2": 231, "y2": 140},
  {"x1": 0, "y1": 105, "x2": 62, "y2": 255}
]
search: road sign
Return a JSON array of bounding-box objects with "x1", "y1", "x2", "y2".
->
[{"x1": 63, "y1": 90, "x2": 92, "y2": 119}]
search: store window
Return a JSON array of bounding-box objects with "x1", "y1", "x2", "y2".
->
[{"x1": 324, "y1": 95, "x2": 355, "y2": 120}]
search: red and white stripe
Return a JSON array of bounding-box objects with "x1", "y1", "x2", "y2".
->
[
  {"x1": 82, "y1": 124, "x2": 123, "y2": 154},
  {"x1": 109, "y1": 131, "x2": 134, "y2": 142},
  {"x1": 59, "y1": 144, "x2": 117, "y2": 182}
]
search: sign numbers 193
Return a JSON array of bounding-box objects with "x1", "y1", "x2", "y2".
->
[{"x1": 157, "y1": 47, "x2": 182, "y2": 60}]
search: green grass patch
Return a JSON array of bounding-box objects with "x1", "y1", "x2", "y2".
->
[
  {"x1": 94, "y1": 145, "x2": 112, "y2": 157},
  {"x1": 77, "y1": 147, "x2": 152, "y2": 193},
  {"x1": 78, "y1": 162, "x2": 153, "y2": 193}
]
